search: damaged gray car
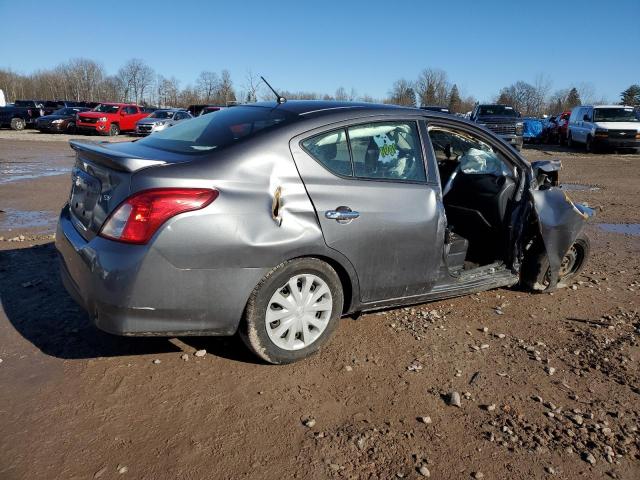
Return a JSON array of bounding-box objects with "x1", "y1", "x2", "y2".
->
[{"x1": 56, "y1": 101, "x2": 592, "y2": 364}]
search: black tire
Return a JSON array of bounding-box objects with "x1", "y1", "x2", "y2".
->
[
  {"x1": 67, "y1": 122, "x2": 76, "y2": 134},
  {"x1": 520, "y1": 232, "x2": 591, "y2": 291},
  {"x1": 10, "y1": 117, "x2": 26, "y2": 131},
  {"x1": 108, "y1": 123, "x2": 120, "y2": 136},
  {"x1": 585, "y1": 135, "x2": 593, "y2": 153},
  {"x1": 239, "y1": 258, "x2": 344, "y2": 364},
  {"x1": 567, "y1": 132, "x2": 574, "y2": 148}
]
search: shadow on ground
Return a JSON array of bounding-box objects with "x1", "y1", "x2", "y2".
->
[{"x1": 0, "y1": 242, "x2": 258, "y2": 363}]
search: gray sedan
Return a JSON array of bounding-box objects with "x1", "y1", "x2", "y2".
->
[
  {"x1": 134, "y1": 109, "x2": 192, "y2": 136},
  {"x1": 56, "y1": 101, "x2": 592, "y2": 364}
]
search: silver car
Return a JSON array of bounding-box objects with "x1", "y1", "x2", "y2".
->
[
  {"x1": 56, "y1": 101, "x2": 592, "y2": 364},
  {"x1": 134, "y1": 109, "x2": 192, "y2": 136}
]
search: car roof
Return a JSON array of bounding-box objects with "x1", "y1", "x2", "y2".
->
[
  {"x1": 246, "y1": 100, "x2": 425, "y2": 117},
  {"x1": 583, "y1": 104, "x2": 635, "y2": 109}
]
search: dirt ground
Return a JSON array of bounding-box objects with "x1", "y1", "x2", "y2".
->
[{"x1": 0, "y1": 131, "x2": 638, "y2": 480}]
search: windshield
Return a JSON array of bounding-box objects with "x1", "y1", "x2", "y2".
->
[
  {"x1": 53, "y1": 108, "x2": 80, "y2": 116},
  {"x1": 138, "y1": 105, "x2": 296, "y2": 154},
  {"x1": 150, "y1": 110, "x2": 175, "y2": 119},
  {"x1": 93, "y1": 104, "x2": 120, "y2": 114},
  {"x1": 593, "y1": 108, "x2": 638, "y2": 123},
  {"x1": 478, "y1": 105, "x2": 518, "y2": 117},
  {"x1": 14, "y1": 100, "x2": 36, "y2": 108}
]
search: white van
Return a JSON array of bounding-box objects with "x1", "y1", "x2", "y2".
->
[{"x1": 567, "y1": 105, "x2": 640, "y2": 152}]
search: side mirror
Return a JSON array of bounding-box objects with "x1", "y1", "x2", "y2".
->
[
  {"x1": 121, "y1": 111, "x2": 127, "y2": 116},
  {"x1": 583, "y1": 114, "x2": 590, "y2": 121}
]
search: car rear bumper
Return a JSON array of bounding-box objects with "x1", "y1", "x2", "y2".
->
[{"x1": 55, "y1": 205, "x2": 267, "y2": 336}]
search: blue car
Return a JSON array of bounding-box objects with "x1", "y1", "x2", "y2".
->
[{"x1": 522, "y1": 118, "x2": 544, "y2": 143}]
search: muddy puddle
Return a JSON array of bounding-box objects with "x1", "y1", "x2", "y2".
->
[
  {"x1": 0, "y1": 162, "x2": 71, "y2": 184},
  {"x1": 0, "y1": 209, "x2": 57, "y2": 233},
  {"x1": 560, "y1": 183, "x2": 601, "y2": 191},
  {"x1": 598, "y1": 223, "x2": 640, "y2": 236}
]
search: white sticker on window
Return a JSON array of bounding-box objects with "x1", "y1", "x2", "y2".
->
[{"x1": 373, "y1": 133, "x2": 399, "y2": 164}]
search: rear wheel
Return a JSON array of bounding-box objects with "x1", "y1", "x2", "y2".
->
[
  {"x1": 521, "y1": 232, "x2": 590, "y2": 291},
  {"x1": 10, "y1": 117, "x2": 25, "y2": 131},
  {"x1": 239, "y1": 258, "x2": 344, "y2": 364},
  {"x1": 108, "y1": 123, "x2": 120, "y2": 136}
]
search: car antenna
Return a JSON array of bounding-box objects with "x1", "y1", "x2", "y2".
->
[{"x1": 261, "y1": 76, "x2": 286, "y2": 104}]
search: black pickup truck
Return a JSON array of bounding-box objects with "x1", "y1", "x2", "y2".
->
[
  {"x1": 0, "y1": 100, "x2": 45, "y2": 130},
  {"x1": 470, "y1": 104, "x2": 524, "y2": 151}
]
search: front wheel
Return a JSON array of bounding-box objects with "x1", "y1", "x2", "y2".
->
[
  {"x1": 239, "y1": 258, "x2": 344, "y2": 364},
  {"x1": 567, "y1": 132, "x2": 574, "y2": 148},
  {"x1": 10, "y1": 117, "x2": 26, "y2": 131},
  {"x1": 108, "y1": 123, "x2": 120, "y2": 136},
  {"x1": 585, "y1": 135, "x2": 594, "y2": 153},
  {"x1": 520, "y1": 232, "x2": 591, "y2": 291},
  {"x1": 66, "y1": 122, "x2": 76, "y2": 134}
]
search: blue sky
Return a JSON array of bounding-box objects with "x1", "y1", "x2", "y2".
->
[{"x1": 0, "y1": 0, "x2": 638, "y2": 102}]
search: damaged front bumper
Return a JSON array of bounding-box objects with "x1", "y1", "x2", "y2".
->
[{"x1": 531, "y1": 187, "x2": 594, "y2": 290}]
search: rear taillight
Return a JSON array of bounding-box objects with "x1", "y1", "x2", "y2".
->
[{"x1": 99, "y1": 188, "x2": 218, "y2": 244}]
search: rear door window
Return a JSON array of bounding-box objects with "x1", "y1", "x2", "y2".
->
[
  {"x1": 347, "y1": 122, "x2": 426, "y2": 182},
  {"x1": 302, "y1": 129, "x2": 352, "y2": 176}
]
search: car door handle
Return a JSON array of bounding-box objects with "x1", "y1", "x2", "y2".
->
[{"x1": 325, "y1": 209, "x2": 360, "y2": 221}]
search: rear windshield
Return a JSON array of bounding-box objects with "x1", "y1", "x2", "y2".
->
[
  {"x1": 478, "y1": 105, "x2": 518, "y2": 117},
  {"x1": 138, "y1": 105, "x2": 296, "y2": 154},
  {"x1": 593, "y1": 107, "x2": 638, "y2": 123},
  {"x1": 94, "y1": 104, "x2": 120, "y2": 113}
]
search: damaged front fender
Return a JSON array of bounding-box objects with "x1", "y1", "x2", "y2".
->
[{"x1": 531, "y1": 187, "x2": 594, "y2": 289}]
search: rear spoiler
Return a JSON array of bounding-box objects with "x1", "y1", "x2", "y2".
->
[{"x1": 69, "y1": 140, "x2": 166, "y2": 173}]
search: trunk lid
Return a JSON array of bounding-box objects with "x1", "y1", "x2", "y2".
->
[{"x1": 67, "y1": 140, "x2": 166, "y2": 240}]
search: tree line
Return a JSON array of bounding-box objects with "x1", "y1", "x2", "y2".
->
[{"x1": 1, "y1": 58, "x2": 637, "y2": 115}]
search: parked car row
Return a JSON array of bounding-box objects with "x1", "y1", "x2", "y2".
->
[{"x1": 540, "y1": 105, "x2": 640, "y2": 152}]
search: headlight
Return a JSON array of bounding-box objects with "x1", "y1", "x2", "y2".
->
[
  {"x1": 515, "y1": 122, "x2": 524, "y2": 135},
  {"x1": 51, "y1": 119, "x2": 64, "y2": 124},
  {"x1": 98, "y1": 117, "x2": 107, "y2": 122},
  {"x1": 155, "y1": 121, "x2": 167, "y2": 126}
]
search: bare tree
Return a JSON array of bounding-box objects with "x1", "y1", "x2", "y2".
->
[
  {"x1": 196, "y1": 71, "x2": 219, "y2": 102},
  {"x1": 334, "y1": 87, "x2": 348, "y2": 101},
  {"x1": 242, "y1": 70, "x2": 262, "y2": 103},
  {"x1": 387, "y1": 79, "x2": 416, "y2": 106},
  {"x1": 117, "y1": 59, "x2": 155, "y2": 104},
  {"x1": 215, "y1": 70, "x2": 236, "y2": 104},
  {"x1": 416, "y1": 68, "x2": 450, "y2": 106}
]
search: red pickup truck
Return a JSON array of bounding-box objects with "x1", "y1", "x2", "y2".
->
[{"x1": 77, "y1": 103, "x2": 149, "y2": 136}]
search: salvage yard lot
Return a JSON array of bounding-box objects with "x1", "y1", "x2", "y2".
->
[{"x1": 0, "y1": 131, "x2": 638, "y2": 479}]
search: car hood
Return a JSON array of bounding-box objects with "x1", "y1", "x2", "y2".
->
[
  {"x1": 593, "y1": 121, "x2": 640, "y2": 131},
  {"x1": 38, "y1": 114, "x2": 71, "y2": 121},
  {"x1": 137, "y1": 117, "x2": 172, "y2": 125}
]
